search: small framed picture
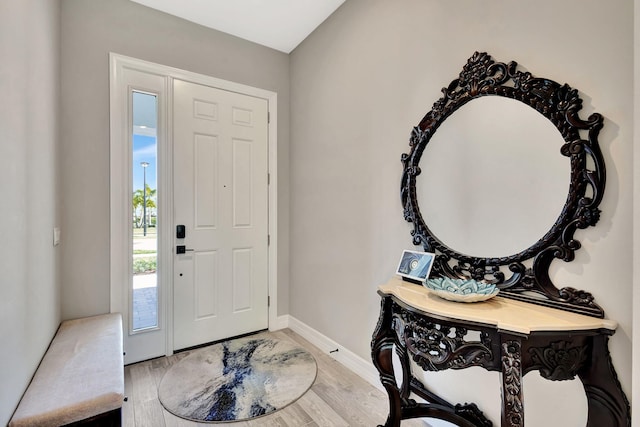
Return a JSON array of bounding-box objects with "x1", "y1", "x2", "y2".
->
[{"x1": 396, "y1": 250, "x2": 435, "y2": 282}]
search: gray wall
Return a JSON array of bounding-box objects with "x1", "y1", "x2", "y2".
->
[
  {"x1": 59, "y1": 0, "x2": 290, "y2": 319},
  {"x1": 635, "y1": 0, "x2": 640, "y2": 419},
  {"x1": 0, "y1": 0, "x2": 62, "y2": 424},
  {"x1": 290, "y1": 1, "x2": 633, "y2": 425}
]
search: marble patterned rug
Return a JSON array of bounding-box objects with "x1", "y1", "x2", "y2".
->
[{"x1": 157, "y1": 335, "x2": 317, "y2": 422}]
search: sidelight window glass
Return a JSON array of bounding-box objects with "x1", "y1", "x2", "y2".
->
[{"x1": 132, "y1": 91, "x2": 158, "y2": 331}]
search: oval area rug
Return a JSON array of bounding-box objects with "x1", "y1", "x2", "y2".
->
[{"x1": 158, "y1": 336, "x2": 317, "y2": 423}]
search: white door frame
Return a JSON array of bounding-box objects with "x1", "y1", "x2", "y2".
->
[{"x1": 109, "y1": 53, "x2": 278, "y2": 360}]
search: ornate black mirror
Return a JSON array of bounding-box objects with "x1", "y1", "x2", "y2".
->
[{"x1": 402, "y1": 52, "x2": 606, "y2": 317}]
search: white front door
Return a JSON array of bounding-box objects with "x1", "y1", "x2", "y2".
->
[{"x1": 172, "y1": 79, "x2": 269, "y2": 351}]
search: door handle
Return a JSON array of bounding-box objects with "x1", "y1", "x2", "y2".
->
[{"x1": 176, "y1": 245, "x2": 194, "y2": 254}]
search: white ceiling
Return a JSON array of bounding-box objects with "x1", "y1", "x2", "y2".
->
[{"x1": 130, "y1": 0, "x2": 346, "y2": 53}]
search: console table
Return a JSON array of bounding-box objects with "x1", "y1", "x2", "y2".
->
[{"x1": 371, "y1": 277, "x2": 630, "y2": 427}]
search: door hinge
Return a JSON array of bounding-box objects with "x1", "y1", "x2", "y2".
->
[
  {"x1": 267, "y1": 234, "x2": 271, "y2": 246},
  {"x1": 268, "y1": 111, "x2": 270, "y2": 123},
  {"x1": 268, "y1": 295, "x2": 271, "y2": 307},
  {"x1": 267, "y1": 173, "x2": 270, "y2": 185}
]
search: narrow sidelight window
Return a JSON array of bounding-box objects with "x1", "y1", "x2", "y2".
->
[{"x1": 132, "y1": 91, "x2": 158, "y2": 331}]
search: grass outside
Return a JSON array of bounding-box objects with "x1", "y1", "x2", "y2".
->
[
  {"x1": 133, "y1": 226, "x2": 157, "y2": 238},
  {"x1": 133, "y1": 227, "x2": 157, "y2": 273},
  {"x1": 134, "y1": 249, "x2": 157, "y2": 255}
]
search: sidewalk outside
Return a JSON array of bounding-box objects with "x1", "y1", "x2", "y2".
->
[{"x1": 133, "y1": 231, "x2": 157, "y2": 329}]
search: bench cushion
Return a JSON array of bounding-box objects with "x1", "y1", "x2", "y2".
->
[{"x1": 9, "y1": 313, "x2": 124, "y2": 427}]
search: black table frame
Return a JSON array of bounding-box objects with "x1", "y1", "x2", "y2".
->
[{"x1": 371, "y1": 293, "x2": 630, "y2": 427}]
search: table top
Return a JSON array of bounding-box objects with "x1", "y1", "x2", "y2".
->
[{"x1": 379, "y1": 276, "x2": 617, "y2": 334}]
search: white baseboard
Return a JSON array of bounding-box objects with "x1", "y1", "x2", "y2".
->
[
  {"x1": 269, "y1": 314, "x2": 290, "y2": 332},
  {"x1": 280, "y1": 315, "x2": 383, "y2": 391}
]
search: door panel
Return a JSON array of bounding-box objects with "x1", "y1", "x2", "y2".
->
[
  {"x1": 233, "y1": 139, "x2": 254, "y2": 226},
  {"x1": 233, "y1": 248, "x2": 253, "y2": 311},
  {"x1": 194, "y1": 134, "x2": 219, "y2": 227},
  {"x1": 195, "y1": 251, "x2": 218, "y2": 318},
  {"x1": 173, "y1": 79, "x2": 268, "y2": 351}
]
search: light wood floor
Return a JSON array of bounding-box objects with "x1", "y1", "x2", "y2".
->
[{"x1": 123, "y1": 328, "x2": 426, "y2": 427}]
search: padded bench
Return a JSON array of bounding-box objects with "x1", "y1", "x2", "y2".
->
[{"x1": 9, "y1": 313, "x2": 124, "y2": 427}]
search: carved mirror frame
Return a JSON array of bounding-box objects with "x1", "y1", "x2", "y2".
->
[{"x1": 402, "y1": 52, "x2": 606, "y2": 318}]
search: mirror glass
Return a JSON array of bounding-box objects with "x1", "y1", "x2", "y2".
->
[{"x1": 416, "y1": 96, "x2": 569, "y2": 258}]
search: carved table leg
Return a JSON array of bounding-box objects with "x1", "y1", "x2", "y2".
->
[
  {"x1": 578, "y1": 334, "x2": 630, "y2": 427},
  {"x1": 395, "y1": 335, "x2": 412, "y2": 401},
  {"x1": 501, "y1": 336, "x2": 524, "y2": 427},
  {"x1": 371, "y1": 296, "x2": 403, "y2": 427}
]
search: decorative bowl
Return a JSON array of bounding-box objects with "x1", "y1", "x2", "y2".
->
[{"x1": 424, "y1": 277, "x2": 499, "y2": 303}]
